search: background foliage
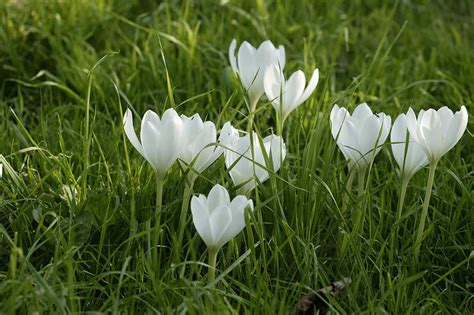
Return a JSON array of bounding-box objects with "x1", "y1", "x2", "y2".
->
[{"x1": 0, "y1": 0, "x2": 472, "y2": 313}]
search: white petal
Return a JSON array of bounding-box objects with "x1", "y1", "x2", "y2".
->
[
  {"x1": 419, "y1": 109, "x2": 444, "y2": 159},
  {"x1": 207, "y1": 184, "x2": 231, "y2": 212},
  {"x1": 351, "y1": 103, "x2": 373, "y2": 124},
  {"x1": 277, "y1": 45, "x2": 286, "y2": 70},
  {"x1": 219, "y1": 122, "x2": 240, "y2": 149},
  {"x1": 140, "y1": 111, "x2": 162, "y2": 170},
  {"x1": 282, "y1": 70, "x2": 306, "y2": 117},
  {"x1": 330, "y1": 104, "x2": 349, "y2": 140},
  {"x1": 264, "y1": 135, "x2": 286, "y2": 173},
  {"x1": 297, "y1": 68, "x2": 319, "y2": 105},
  {"x1": 191, "y1": 195, "x2": 213, "y2": 247},
  {"x1": 437, "y1": 106, "x2": 454, "y2": 134},
  {"x1": 338, "y1": 119, "x2": 361, "y2": 164},
  {"x1": 224, "y1": 196, "x2": 252, "y2": 241},
  {"x1": 441, "y1": 106, "x2": 468, "y2": 156},
  {"x1": 156, "y1": 109, "x2": 184, "y2": 173},
  {"x1": 358, "y1": 115, "x2": 383, "y2": 164},
  {"x1": 263, "y1": 64, "x2": 282, "y2": 110},
  {"x1": 123, "y1": 109, "x2": 144, "y2": 156},
  {"x1": 229, "y1": 39, "x2": 239, "y2": 74},
  {"x1": 237, "y1": 41, "x2": 257, "y2": 90},
  {"x1": 209, "y1": 205, "x2": 233, "y2": 248},
  {"x1": 391, "y1": 114, "x2": 408, "y2": 171},
  {"x1": 405, "y1": 107, "x2": 420, "y2": 144}
]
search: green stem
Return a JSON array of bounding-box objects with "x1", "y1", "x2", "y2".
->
[
  {"x1": 357, "y1": 167, "x2": 365, "y2": 198},
  {"x1": 341, "y1": 168, "x2": 355, "y2": 213},
  {"x1": 397, "y1": 176, "x2": 410, "y2": 222},
  {"x1": 207, "y1": 248, "x2": 218, "y2": 284},
  {"x1": 391, "y1": 175, "x2": 410, "y2": 256},
  {"x1": 174, "y1": 176, "x2": 195, "y2": 263},
  {"x1": 414, "y1": 160, "x2": 438, "y2": 260},
  {"x1": 246, "y1": 98, "x2": 259, "y2": 133},
  {"x1": 152, "y1": 173, "x2": 164, "y2": 270},
  {"x1": 353, "y1": 167, "x2": 366, "y2": 236}
]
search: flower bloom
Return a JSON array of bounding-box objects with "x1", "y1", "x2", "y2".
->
[
  {"x1": 123, "y1": 108, "x2": 184, "y2": 177},
  {"x1": 391, "y1": 114, "x2": 428, "y2": 179},
  {"x1": 191, "y1": 184, "x2": 253, "y2": 250},
  {"x1": 264, "y1": 64, "x2": 319, "y2": 122},
  {"x1": 179, "y1": 114, "x2": 223, "y2": 175},
  {"x1": 222, "y1": 123, "x2": 286, "y2": 193},
  {"x1": 405, "y1": 106, "x2": 468, "y2": 163},
  {"x1": 229, "y1": 39, "x2": 286, "y2": 108},
  {"x1": 330, "y1": 103, "x2": 391, "y2": 170}
]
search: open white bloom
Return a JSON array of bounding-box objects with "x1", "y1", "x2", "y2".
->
[
  {"x1": 191, "y1": 184, "x2": 253, "y2": 250},
  {"x1": 223, "y1": 123, "x2": 286, "y2": 192},
  {"x1": 406, "y1": 106, "x2": 468, "y2": 162},
  {"x1": 391, "y1": 114, "x2": 428, "y2": 179},
  {"x1": 264, "y1": 64, "x2": 319, "y2": 122},
  {"x1": 229, "y1": 39, "x2": 286, "y2": 108},
  {"x1": 330, "y1": 103, "x2": 391, "y2": 170},
  {"x1": 179, "y1": 114, "x2": 223, "y2": 175},
  {"x1": 123, "y1": 108, "x2": 184, "y2": 178}
]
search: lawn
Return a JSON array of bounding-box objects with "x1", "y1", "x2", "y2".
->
[{"x1": 0, "y1": 0, "x2": 473, "y2": 313}]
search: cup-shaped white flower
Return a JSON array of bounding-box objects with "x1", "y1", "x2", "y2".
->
[
  {"x1": 191, "y1": 184, "x2": 253, "y2": 282},
  {"x1": 264, "y1": 64, "x2": 319, "y2": 129},
  {"x1": 180, "y1": 114, "x2": 223, "y2": 176},
  {"x1": 229, "y1": 39, "x2": 286, "y2": 110},
  {"x1": 191, "y1": 184, "x2": 253, "y2": 250},
  {"x1": 123, "y1": 108, "x2": 184, "y2": 268},
  {"x1": 222, "y1": 123, "x2": 286, "y2": 193},
  {"x1": 405, "y1": 106, "x2": 468, "y2": 163},
  {"x1": 123, "y1": 108, "x2": 184, "y2": 178},
  {"x1": 391, "y1": 114, "x2": 428, "y2": 180},
  {"x1": 330, "y1": 103, "x2": 391, "y2": 171},
  {"x1": 404, "y1": 106, "x2": 468, "y2": 260},
  {"x1": 391, "y1": 114, "x2": 429, "y2": 236}
]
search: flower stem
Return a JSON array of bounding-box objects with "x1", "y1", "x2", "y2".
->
[
  {"x1": 341, "y1": 168, "x2": 355, "y2": 213},
  {"x1": 397, "y1": 176, "x2": 410, "y2": 223},
  {"x1": 414, "y1": 160, "x2": 438, "y2": 261},
  {"x1": 391, "y1": 175, "x2": 410, "y2": 256},
  {"x1": 152, "y1": 173, "x2": 164, "y2": 271},
  {"x1": 246, "y1": 98, "x2": 259, "y2": 133},
  {"x1": 207, "y1": 248, "x2": 218, "y2": 284},
  {"x1": 174, "y1": 176, "x2": 195, "y2": 263},
  {"x1": 352, "y1": 167, "x2": 366, "y2": 238}
]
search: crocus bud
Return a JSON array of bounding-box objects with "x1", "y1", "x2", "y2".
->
[
  {"x1": 405, "y1": 106, "x2": 468, "y2": 163},
  {"x1": 264, "y1": 64, "x2": 319, "y2": 123},
  {"x1": 229, "y1": 39, "x2": 286, "y2": 108},
  {"x1": 330, "y1": 103, "x2": 391, "y2": 170},
  {"x1": 191, "y1": 184, "x2": 253, "y2": 250},
  {"x1": 123, "y1": 108, "x2": 184, "y2": 178}
]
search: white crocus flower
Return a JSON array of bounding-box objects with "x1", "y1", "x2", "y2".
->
[
  {"x1": 229, "y1": 39, "x2": 286, "y2": 110},
  {"x1": 191, "y1": 184, "x2": 254, "y2": 282},
  {"x1": 123, "y1": 108, "x2": 184, "y2": 178},
  {"x1": 330, "y1": 103, "x2": 392, "y2": 171},
  {"x1": 391, "y1": 114, "x2": 429, "y2": 180},
  {"x1": 404, "y1": 106, "x2": 468, "y2": 259},
  {"x1": 222, "y1": 122, "x2": 286, "y2": 193},
  {"x1": 264, "y1": 64, "x2": 319, "y2": 125},
  {"x1": 405, "y1": 106, "x2": 468, "y2": 163},
  {"x1": 191, "y1": 184, "x2": 253, "y2": 251}
]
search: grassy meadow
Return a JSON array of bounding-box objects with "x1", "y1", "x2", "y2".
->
[{"x1": 0, "y1": 0, "x2": 473, "y2": 313}]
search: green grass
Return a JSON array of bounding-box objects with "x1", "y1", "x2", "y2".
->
[{"x1": 0, "y1": 0, "x2": 473, "y2": 313}]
